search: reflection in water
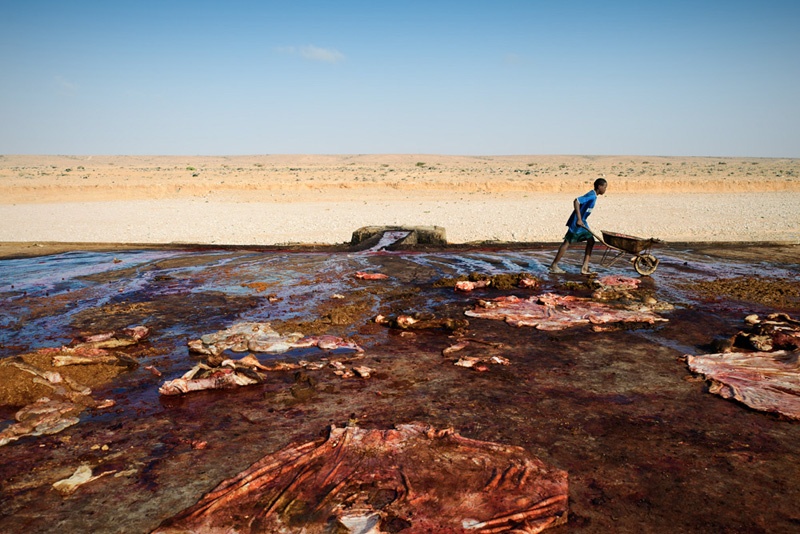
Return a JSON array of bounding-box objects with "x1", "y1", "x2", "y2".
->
[{"x1": 2, "y1": 245, "x2": 798, "y2": 356}]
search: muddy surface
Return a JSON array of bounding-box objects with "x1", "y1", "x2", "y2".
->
[
  {"x1": 0, "y1": 243, "x2": 799, "y2": 533},
  {"x1": 683, "y1": 276, "x2": 800, "y2": 309}
]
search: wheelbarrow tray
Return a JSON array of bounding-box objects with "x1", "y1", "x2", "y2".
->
[{"x1": 601, "y1": 231, "x2": 657, "y2": 254}]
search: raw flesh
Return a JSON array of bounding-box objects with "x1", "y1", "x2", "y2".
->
[
  {"x1": 152, "y1": 423, "x2": 568, "y2": 533},
  {"x1": 466, "y1": 293, "x2": 667, "y2": 331},
  {"x1": 685, "y1": 350, "x2": 800, "y2": 419},
  {"x1": 188, "y1": 322, "x2": 362, "y2": 356}
]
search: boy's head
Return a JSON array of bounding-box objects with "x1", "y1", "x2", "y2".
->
[{"x1": 594, "y1": 177, "x2": 608, "y2": 195}]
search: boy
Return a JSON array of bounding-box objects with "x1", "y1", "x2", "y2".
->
[{"x1": 550, "y1": 177, "x2": 607, "y2": 275}]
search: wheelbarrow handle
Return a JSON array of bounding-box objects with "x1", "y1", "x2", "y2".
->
[{"x1": 588, "y1": 228, "x2": 606, "y2": 245}]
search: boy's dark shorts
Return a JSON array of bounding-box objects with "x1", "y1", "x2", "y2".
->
[{"x1": 564, "y1": 227, "x2": 594, "y2": 243}]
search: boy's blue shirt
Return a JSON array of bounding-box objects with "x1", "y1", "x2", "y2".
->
[{"x1": 566, "y1": 190, "x2": 597, "y2": 232}]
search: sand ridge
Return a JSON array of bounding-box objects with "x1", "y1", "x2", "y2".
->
[
  {"x1": 1, "y1": 154, "x2": 798, "y2": 203},
  {"x1": 0, "y1": 154, "x2": 798, "y2": 247}
]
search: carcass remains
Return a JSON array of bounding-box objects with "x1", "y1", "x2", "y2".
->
[
  {"x1": 187, "y1": 322, "x2": 363, "y2": 357},
  {"x1": 152, "y1": 423, "x2": 568, "y2": 533},
  {"x1": 685, "y1": 313, "x2": 800, "y2": 418},
  {"x1": 685, "y1": 350, "x2": 800, "y2": 420},
  {"x1": 162, "y1": 323, "x2": 366, "y2": 395},
  {"x1": 466, "y1": 293, "x2": 668, "y2": 331}
]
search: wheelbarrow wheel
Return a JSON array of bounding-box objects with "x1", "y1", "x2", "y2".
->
[{"x1": 634, "y1": 254, "x2": 659, "y2": 276}]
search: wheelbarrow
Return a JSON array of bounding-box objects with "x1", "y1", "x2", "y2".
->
[{"x1": 593, "y1": 230, "x2": 661, "y2": 275}]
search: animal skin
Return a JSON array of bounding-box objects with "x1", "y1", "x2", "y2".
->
[
  {"x1": 354, "y1": 271, "x2": 389, "y2": 280},
  {"x1": 685, "y1": 350, "x2": 800, "y2": 419},
  {"x1": 466, "y1": 293, "x2": 667, "y2": 330},
  {"x1": 596, "y1": 275, "x2": 641, "y2": 290},
  {"x1": 152, "y1": 423, "x2": 568, "y2": 533},
  {"x1": 188, "y1": 322, "x2": 363, "y2": 356}
]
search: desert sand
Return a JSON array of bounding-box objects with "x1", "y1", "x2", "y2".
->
[{"x1": 1, "y1": 154, "x2": 798, "y2": 249}]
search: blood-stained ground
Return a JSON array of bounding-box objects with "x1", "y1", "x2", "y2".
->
[{"x1": 0, "y1": 243, "x2": 799, "y2": 532}]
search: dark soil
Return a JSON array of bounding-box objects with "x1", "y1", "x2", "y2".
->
[{"x1": 683, "y1": 276, "x2": 800, "y2": 309}]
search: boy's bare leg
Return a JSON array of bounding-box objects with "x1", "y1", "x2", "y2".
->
[
  {"x1": 550, "y1": 241, "x2": 569, "y2": 273},
  {"x1": 580, "y1": 239, "x2": 595, "y2": 274}
]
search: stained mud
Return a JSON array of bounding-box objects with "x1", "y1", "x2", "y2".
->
[
  {"x1": 683, "y1": 276, "x2": 800, "y2": 309},
  {"x1": 0, "y1": 243, "x2": 799, "y2": 533}
]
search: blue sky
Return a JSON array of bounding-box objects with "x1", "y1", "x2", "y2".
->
[{"x1": 1, "y1": 1, "x2": 798, "y2": 157}]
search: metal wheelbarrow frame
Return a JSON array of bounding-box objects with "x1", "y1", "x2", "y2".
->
[{"x1": 595, "y1": 230, "x2": 661, "y2": 275}]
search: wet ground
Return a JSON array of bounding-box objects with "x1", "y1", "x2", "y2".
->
[{"x1": 0, "y1": 242, "x2": 799, "y2": 533}]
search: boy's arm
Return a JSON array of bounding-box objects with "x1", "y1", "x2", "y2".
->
[{"x1": 573, "y1": 198, "x2": 585, "y2": 228}]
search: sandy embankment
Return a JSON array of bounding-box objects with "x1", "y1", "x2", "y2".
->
[{"x1": 0, "y1": 154, "x2": 798, "y2": 248}]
